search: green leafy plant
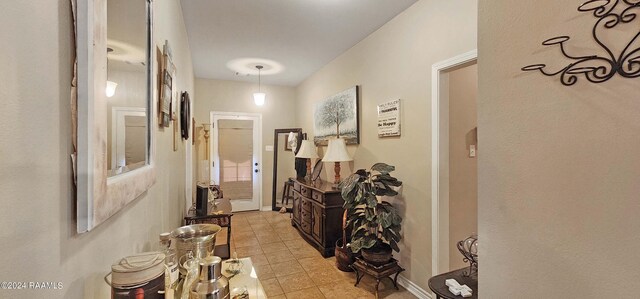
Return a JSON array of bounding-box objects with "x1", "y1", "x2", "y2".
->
[{"x1": 339, "y1": 163, "x2": 403, "y2": 253}]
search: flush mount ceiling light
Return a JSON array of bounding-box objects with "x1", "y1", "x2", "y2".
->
[
  {"x1": 226, "y1": 58, "x2": 284, "y2": 76},
  {"x1": 253, "y1": 65, "x2": 266, "y2": 106}
]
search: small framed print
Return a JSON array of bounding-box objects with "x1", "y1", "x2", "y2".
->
[{"x1": 377, "y1": 99, "x2": 401, "y2": 137}]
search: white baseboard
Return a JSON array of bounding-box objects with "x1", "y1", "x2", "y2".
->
[
  {"x1": 397, "y1": 275, "x2": 432, "y2": 299},
  {"x1": 261, "y1": 206, "x2": 273, "y2": 211}
]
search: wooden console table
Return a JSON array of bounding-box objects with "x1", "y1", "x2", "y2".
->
[
  {"x1": 351, "y1": 258, "x2": 404, "y2": 299},
  {"x1": 291, "y1": 179, "x2": 344, "y2": 257},
  {"x1": 428, "y1": 268, "x2": 478, "y2": 299}
]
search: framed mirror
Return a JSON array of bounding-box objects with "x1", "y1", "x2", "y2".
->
[
  {"x1": 106, "y1": 0, "x2": 151, "y2": 176},
  {"x1": 272, "y1": 128, "x2": 302, "y2": 212},
  {"x1": 76, "y1": 0, "x2": 155, "y2": 232}
]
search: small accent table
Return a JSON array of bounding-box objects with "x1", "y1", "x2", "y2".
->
[
  {"x1": 184, "y1": 198, "x2": 233, "y2": 259},
  {"x1": 350, "y1": 258, "x2": 404, "y2": 299},
  {"x1": 428, "y1": 268, "x2": 478, "y2": 299}
]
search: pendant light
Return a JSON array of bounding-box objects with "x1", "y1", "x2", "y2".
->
[
  {"x1": 106, "y1": 47, "x2": 117, "y2": 98},
  {"x1": 253, "y1": 65, "x2": 265, "y2": 106},
  {"x1": 106, "y1": 81, "x2": 118, "y2": 98}
]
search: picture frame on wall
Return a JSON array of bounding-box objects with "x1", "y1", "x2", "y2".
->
[
  {"x1": 313, "y1": 86, "x2": 360, "y2": 145},
  {"x1": 377, "y1": 99, "x2": 401, "y2": 137},
  {"x1": 160, "y1": 69, "x2": 172, "y2": 127},
  {"x1": 284, "y1": 134, "x2": 293, "y2": 151},
  {"x1": 159, "y1": 40, "x2": 174, "y2": 127}
]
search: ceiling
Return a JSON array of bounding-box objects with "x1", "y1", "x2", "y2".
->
[{"x1": 180, "y1": 0, "x2": 417, "y2": 86}]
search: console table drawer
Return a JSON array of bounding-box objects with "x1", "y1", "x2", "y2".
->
[
  {"x1": 301, "y1": 208, "x2": 311, "y2": 222},
  {"x1": 300, "y1": 185, "x2": 310, "y2": 197},
  {"x1": 311, "y1": 190, "x2": 323, "y2": 203},
  {"x1": 301, "y1": 197, "x2": 312, "y2": 212},
  {"x1": 293, "y1": 181, "x2": 302, "y2": 193},
  {"x1": 300, "y1": 219, "x2": 312, "y2": 235}
]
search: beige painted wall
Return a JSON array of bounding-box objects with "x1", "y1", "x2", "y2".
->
[
  {"x1": 295, "y1": 0, "x2": 477, "y2": 290},
  {"x1": 479, "y1": 1, "x2": 640, "y2": 297},
  {"x1": 194, "y1": 78, "x2": 296, "y2": 209},
  {"x1": 448, "y1": 64, "x2": 478, "y2": 270},
  {"x1": 0, "y1": 0, "x2": 194, "y2": 298}
]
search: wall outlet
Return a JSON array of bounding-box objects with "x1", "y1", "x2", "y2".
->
[
  {"x1": 469, "y1": 145, "x2": 476, "y2": 157},
  {"x1": 265, "y1": 145, "x2": 274, "y2": 152}
]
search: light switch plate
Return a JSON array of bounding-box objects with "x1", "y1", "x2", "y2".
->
[
  {"x1": 469, "y1": 145, "x2": 476, "y2": 157},
  {"x1": 265, "y1": 145, "x2": 274, "y2": 152}
]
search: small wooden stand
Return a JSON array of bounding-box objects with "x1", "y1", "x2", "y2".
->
[{"x1": 350, "y1": 258, "x2": 404, "y2": 299}]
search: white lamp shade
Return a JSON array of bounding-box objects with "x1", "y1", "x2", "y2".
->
[
  {"x1": 295, "y1": 140, "x2": 318, "y2": 159},
  {"x1": 253, "y1": 92, "x2": 265, "y2": 106},
  {"x1": 323, "y1": 138, "x2": 352, "y2": 162},
  {"x1": 106, "y1": 81, "x2": 118, "y2": 97}
]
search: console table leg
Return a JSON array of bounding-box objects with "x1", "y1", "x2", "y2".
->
[
  {"x1": 392, "y1": 271, "x2": 401, "y2": 290},
  {"x1": 353, "y1": 268, "x2": 363, "y2": 286},
  {"x1": 375, "y1": 279, "x2": 381, "y2": 299}
]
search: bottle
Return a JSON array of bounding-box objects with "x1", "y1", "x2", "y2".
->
[{"x1": 159, "y1": 232, "x2": 179, "y2": 299}]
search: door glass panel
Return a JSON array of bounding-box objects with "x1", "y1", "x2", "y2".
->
[{"x1": 218, "y1": 119, "x2": 253, "y2": 200}]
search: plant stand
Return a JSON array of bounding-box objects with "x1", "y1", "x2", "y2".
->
[{"x1": 350, "y1": 257, "x2": 404, "y2": 299}]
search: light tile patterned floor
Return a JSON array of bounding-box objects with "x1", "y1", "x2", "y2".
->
[{"x1": 229, "y1": 211, "x2": 418, "y2": 299}]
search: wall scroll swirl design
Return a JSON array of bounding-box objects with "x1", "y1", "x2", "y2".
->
[{"x1": 522, "y1": 0, "x2": 640, "y2": 86}]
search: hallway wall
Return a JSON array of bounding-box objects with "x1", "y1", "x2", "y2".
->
[
  {"x1": 295, "y1": 0, "x2": 478, "y2": 291},
  {"x1": 0, "y1": 0, "x2": 194, "y2": 298},
  {"x1": 479, "y1": 1, "x2": 640, "y2": 297},
  {"x1": 194, "y1": 78, "x2": 297, "y2": 209}
]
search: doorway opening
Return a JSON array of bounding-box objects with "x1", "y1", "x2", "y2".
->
[
  {"x1": 431, "y1": 50, "x2": 478, "y2": 276},
  {"x1": 210, "y1": 112, "x2": 262, "y2": 212}
]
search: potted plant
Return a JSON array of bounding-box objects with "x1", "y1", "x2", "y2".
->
[{"x1": 339, "y1": 163, "x2": 403, "y2": 265}]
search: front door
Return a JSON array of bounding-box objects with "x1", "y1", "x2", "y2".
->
[{"x1": 211, "y1": 112, "x2": 262, "y2": 212}]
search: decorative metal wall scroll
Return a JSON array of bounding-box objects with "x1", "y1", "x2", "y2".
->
[{"x1": 522, "y1": 0, "x2": 640, "y2": 86}]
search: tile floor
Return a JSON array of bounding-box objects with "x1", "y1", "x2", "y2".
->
[{"x1": 228, "y1": 210, "x2": 418, "y2": 299}]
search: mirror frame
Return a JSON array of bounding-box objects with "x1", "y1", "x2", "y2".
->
[
  {"x1": 272, "y1": 128, "x2": 302, "y2": 212},
  {"x1": 76, "y1": 0, "x2": 156, "y2": 233}
]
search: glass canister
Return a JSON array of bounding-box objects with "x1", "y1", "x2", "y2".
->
[{"x1": 160, "y1": 232, "x2": 179, "y2": 298}]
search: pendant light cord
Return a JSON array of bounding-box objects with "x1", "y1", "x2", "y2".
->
[
  {"x1": 258, "y1": 67, "x2": 261, "y2": 92},
  {"x1": 256, "y1": 65, "x2": 263, "y2": 92}
]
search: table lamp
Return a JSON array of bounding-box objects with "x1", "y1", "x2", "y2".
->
[
  {"x1": 295, "y1": 140, "x2": 318, "y2": 180},
  {"x1": 323, "y1": 138, "x2": 352, "y2": 185}
]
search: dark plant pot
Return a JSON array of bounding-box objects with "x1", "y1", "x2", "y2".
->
[
  {"x1": 335, "y1": 239, "x2": 355, "y2": 272},
  {"x1": 361, "y1": 243, "x2": 393, "y2": 265}
]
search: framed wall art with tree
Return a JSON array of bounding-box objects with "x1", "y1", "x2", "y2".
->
[{"x1": 313, "y1": 86, "x2": 360, "y2": 145}]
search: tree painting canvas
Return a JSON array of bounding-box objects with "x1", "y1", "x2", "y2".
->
[{"x1": 313, "y1": 86, "x2": 359, "y2": 146}]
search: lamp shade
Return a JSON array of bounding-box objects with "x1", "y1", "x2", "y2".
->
[
  {"x1": 253, "y1": 92, "x2": 265, "y2": 106},
  {"x1": 106, "y1": 81, "x2": 118, "y2": 98},
  {"x1": 323, "y1": 138, "x2": 352, "y2": 162},
  {"x1": 295, "y1": 140, "x2": 318, "y2": 159}
]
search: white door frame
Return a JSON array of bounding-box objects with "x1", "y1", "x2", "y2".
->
[
  {"x1": 210, "y1": 111, "x2": 262, "y2": 212},
  {"x1": 431, "y1": 50, "x2": 477, "y2": 276}
]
